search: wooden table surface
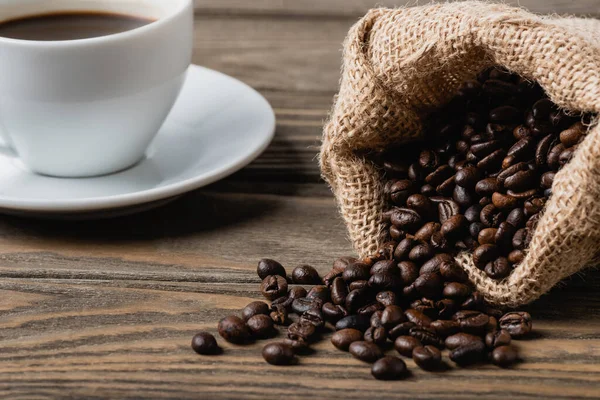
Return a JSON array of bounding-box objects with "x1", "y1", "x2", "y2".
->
[{"x1": 1, "y1": 1, "x2": 599, "y2": 399}]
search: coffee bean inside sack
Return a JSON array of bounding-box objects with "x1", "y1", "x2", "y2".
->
[{"x1": 191, "y1": 68, "x2": 595, "y2": 380}]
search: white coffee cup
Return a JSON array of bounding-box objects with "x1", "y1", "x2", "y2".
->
[{"x1": 0, "y1": 0, "x2": 193, "y2": 177}]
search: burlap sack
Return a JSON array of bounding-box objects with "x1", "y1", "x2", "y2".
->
[{"x1": 320, "y1": 1, "x2": 600, "y2": 307}]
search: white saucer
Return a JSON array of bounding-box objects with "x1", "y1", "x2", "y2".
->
[{"x1": 0, "y1": 65, "x2": 276, "y2": 219}]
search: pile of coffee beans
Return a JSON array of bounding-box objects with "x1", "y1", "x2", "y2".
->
[
  {"x1": 190, "y1": 68, "x2": 591, "y2": 380},
  {"x1": 380, "y1": 67, "x2": 589, "y2": 280}
]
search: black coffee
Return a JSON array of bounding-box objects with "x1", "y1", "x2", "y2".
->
[{"x1": 0, "y1": 11, "x2": 155, "y2": 41}]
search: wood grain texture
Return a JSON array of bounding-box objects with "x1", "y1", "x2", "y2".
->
[{"x1": 1, "y1": 1, "x2": 600, "y2": 398}]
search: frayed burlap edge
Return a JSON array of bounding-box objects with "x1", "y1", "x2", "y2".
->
[{"x1": 320, "y1": 2, "x2": 600, "y2": 307}]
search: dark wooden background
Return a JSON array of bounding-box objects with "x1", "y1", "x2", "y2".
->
[{"x1": 1, "y1": 1, "x2": 599, "y2": 398}]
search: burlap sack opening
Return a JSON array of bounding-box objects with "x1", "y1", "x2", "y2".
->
[{"x1": 320, "y1": 1, "x2": 600, "y2": 308}]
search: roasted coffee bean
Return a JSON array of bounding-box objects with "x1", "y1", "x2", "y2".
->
[
  {"x1": 394, "y1": 238, "x2": 417, "y2": 261},
  {"x1": 376, "y1": 241, "x2": 397, "y2": 260},
  {"x1": 419, "y1": 150, "x2": 439, "y2": 170},
  {"x1": 384, "y1": 162, "x2": 409, "y2": 178},
  {"x1": 492, "y1": 192, "x2": 518, "y2": 210},
  {"x1": 560, "y1": 123, "x2": 585, "y2": 147},
  {"x1": 506, "y1": 208, "x2": 526, "y2": 227},
  {"x1": 371, "y1": 356, "x2": 409, "y2": 380},
  {"x1": 431, "y1": 197, "x2": 461, "y2": 223},
  {"x1": 491, "y1": 345, "x2": 519, "y2": 367},
  {"x1": 406, "y1": 194, "x2": 434, "y2": 218},
  {"x1": 439, "y1": 260, "x2": 469, "y2": 283},
  {"x1": 469, "y1": 222, "x2": 485, "y2": 239},
  {"x1": 445, "y1": 333, "x2": 483, "y2": 350},
  {"x1": 512, "y1": 229, "x2": 527, "y2": 250},
  {"x1": 410, "y1": 327, "x2": 444, "y2": 348},
  {"x1": 191, "y1": 332, "x2": 221, "y2": 355},
  {"x1": 398, "y1": 261, "x2": 419, "y2": 285},
  {"x1": 289, "y1": 286, "x2": 308, "y2": 300},
  {"x1": 300, "y1": 307, "x2": 325, "y2": 329},
  {"x1": 257, "y1": 259, "x2": 286, "y2": 280},
  {"x1": 261, "y1": 275, "x2": 288, "y2": 301},
  {"x1": 343, "y1": 262, "x2": 371, "y2": 282},
  {"x1": 450, "y1": 340, "x2": 486, "y2": 366},
  {"x1": 291, "y1": 265, "x2": 321, "y2": 285},
  {"x1": 376, "y1": 291, "x2": 397, "y2": 307},
  {"x1": 506, "y1": 137, "x2": 535, "y2": 163},
  {"x1": 532, "y1": 98, "x2": 555, "y2": 120},
  {"x1": 485, "y1": 257, "x2": 512, "y2": 279},
  {"x1": 270, "y1": 304, "x2": 288, "y2": 325},
  {"x1": 412, "y1": 345, "x2": 442, "y2": 371},
  {"x1": 349, "y1": 341, "x2": 383, "y2": 363},
  {"x1": 390, "y1": 207, "x2": 422, "y2": 232},
  {"x1": 436, "y1": 175, "x2": 456, "y2": 196},
  {"x1": 436, "y1": 298, "x2": 458, "y2": 320},
  {"x1": 430, "y1": 319, "x2": 461, "y2": 337},
  {"x1": 420, "y1": 253, "x2": 454, "y2": 275},
  {"x1": 411, "y1": 298, "x2": 438, "y2": 320},
  {"x1": 306, "y1": 285, "x2": 330, "y2": 303},
  {"x1": 420, "y1": 184, "x2": 436, "y2": 196},
  {"x1": 508, "y1": 249, "x2": 525, "y2": 264},
  {"x1": 504, "y1": 169, "x2": 537, "y2": 192},
  {"x1": 331, "y1": 328, "x2": 363, "y2": 351},
  {"x1": 409, "y1": 242, "x2": 435, "y2": 263},
  {"x1": 218, "y1": 316, "x2": 251, "y2": 344},
  {"x1": 364, "y1": 326, "x2": 387, "y2": 345},
  {"x1": 283, "y1": 338, "x2": 309, "y2": 353},
  {"x1": 513, "y1": 125, "x2": 531, "y2": 140},
  {"x1": 404, "y1": 308, "x2": 432, "y2": 327},
  {"x1": 454, "y1": 311, "x2": 490, "y2": 336},
  {"x1": 540, "y1": 171, "x2": 556, "y2": 189},
  {"x1": 426, "y1": 165, "x2": 455, "y2": 187},
  {"x1": 349, "y1": 280, "x2": 369, "y2": 291},
  {"x1": 389, "y1": 225, "x2": 405, "y2": 241},
  {"x1": 473, "y1": 244, "x2": 500, "y2": 269},
  {"x1": 455, "y1": 166, "x2": 482, "y2": 189},
  {"x1": 322, "y1": 302, "x2": 347, "y2": 322},
  {"x1": 480, "y1": 204, "x2": 503, "y2": 228},
  {"x1": 430, "y1": 230, "x2": 451, "y2": 252},
  {"x1": 486, "y1": 329, "x2": 512, "y2": 348},
  {"x1": 478, "y1": 149, "x2": 505, "y2": 171},
  {"x1": 331, "y1": 277, "x2": 349, "y2": 305},
  {"x1": 242, "y1": 301, "x2": 271, "y2": 322},
  {"x1": 495, "y1": 222, "x2": 516, "y2": 251},
  {"x1": 394, "y1": 335, "x2": 422, "y2": 357},
  {"x1": 559, "y1": 147, "x2": 574, "y2": 166},
  {"x1": 441, "y1": 214, "x2": 468, "y2": 241},
  {"x1": 547, "y1": 143, "x2": 565, "y2": 170},
  {"x1": 291, "y1": 297, "x2": 323, "y2": 315},
  {"x1": 333, "y1": 256, "x2": 358, "y2": 273},
  {"x1": 262, "y1": 342, "x2": 295, "y2": 365},
  {"x1": 346, "y1": 288, "x2": 370, "y2": 314},
  {"x1": 414, "y1": 272, "x2": 444, "y2": 299},
  {"x1": 288, "y1": 321, "x2": 316, "y2": 341},
  {"x1": 247, "y1": 314, "x2": 275, "y2": 339},
  {"x1": 470, "y1": 140, "x2": 501, "y2": 159},
  {"x1": 465, "y1": 204, "x2": 482, "y2": 223},
  {"x1": 490, "y1": 106, "x2": 520, "y2": 123},
  {"x1": 414, "y1": 222, "x2": 441, "y2": 242},
  {"x1": 370, "y1": 260, "x2": 398, "y2": 276},
  {"x1": 535, "y1": 134, "x2": 556, "y2": 166},
  {"x1": 443, "y1": 282, "x2": 472, "y2": 299},
  {"x1": 335, "y1": 314, "x2": 371, "y2": 332},
  {"x1": 388, "y1": 322, "x2": 417, "y2": 340},
  {"x1": 409, "y1": 163, "x2": 426, "y2": 181},
  {"x1": 461, "y1": 292, "x2": 485, "y2": 311},
  {"x1": 357, "y1": 302, "x2": 385, "y2": 317},
  {"x1": 478, "y1": 228, "x2": 498, "y2": 245},
  {"x1": 476, "y1": 177, "x2": 500, "y2": 196},
  {"x1": 389, "y1": 180, "x2": 415, "y2": 205},
  {"x1": 499, "y1": 312, "x2": 532, "y2": 338},
  {"x1": 381, "y1": 305, "x2": 406, "y2": 329}
]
